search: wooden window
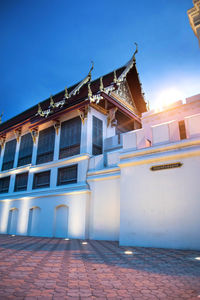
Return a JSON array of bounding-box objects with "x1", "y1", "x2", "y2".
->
[
  {"x1": 57, "y1": 165, "x2": 77, "y2": 186},
  {"x1": 18, "y1": 133, "x2": 33, "y2": 167},
  {"x1": 179, "y1": 120, "x2": 187, "y2": 140},
  {"x1": 59, "y1": 117, "x2": 81, "y2": 159},
  {"x1": 0, "y1": 176, "x2": 10, "y2": 194},
  {"x1": 36, "y1": 127, "x2": 55, "y2": 165},
  {"x1": 14, "y1": 172, "x2": 28, "y2": 192},
  {"x1": 92, "y1": 116, "x2": 103, "y2": 155},
  {"x1": 2, "y1": 139, "x2": 17, "y2": 171},
  {"x1": 33, "y1": 171, "x2": 50, "y2": 189}
]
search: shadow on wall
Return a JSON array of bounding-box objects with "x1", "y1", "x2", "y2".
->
[{"x1": 0, "y1": 235, "x2": 200, "y2": 277}]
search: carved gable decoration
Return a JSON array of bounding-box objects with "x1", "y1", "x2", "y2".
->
[{"x1": 114, "y1": 80, "x2": 135, "y2": 107}]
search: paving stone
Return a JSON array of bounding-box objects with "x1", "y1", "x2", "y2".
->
[{"x1": 0, "y1": 235, "x2": 200, "y2": 299}]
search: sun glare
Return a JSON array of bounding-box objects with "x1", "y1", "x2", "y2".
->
[{"x1": 154, "y1": 88, "x2": 184, "y2": 112}]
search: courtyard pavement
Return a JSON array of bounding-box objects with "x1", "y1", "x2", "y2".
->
[{"x1": 0, "y1": 235, "x2": 200, "y2": 299}]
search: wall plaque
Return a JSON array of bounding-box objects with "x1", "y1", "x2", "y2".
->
[{"x1": 150, "y1": 162, "x2": 183, "y2": 171}]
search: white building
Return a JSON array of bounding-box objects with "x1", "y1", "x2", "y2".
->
[{"x1": 0, "y1": 53, "x2": 200, "y2": 250}]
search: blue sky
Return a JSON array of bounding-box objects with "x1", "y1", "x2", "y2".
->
[{"x1": 0, "y1": 0, "x2": 199, "y2": 122}]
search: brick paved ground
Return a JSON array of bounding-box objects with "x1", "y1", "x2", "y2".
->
[{"x1": 0, "y1": 235, "x2": 200, "y2": 299}]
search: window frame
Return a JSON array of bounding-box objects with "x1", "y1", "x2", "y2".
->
[
  {"x1": 92, "y1": 116, "x2": 103, "y2": 155},
  {"x1": 57, "y1": 165, "x2": 78, "y2": 186},
  {"x1": 33, "y1": 170, "x2": 51, "y2": 189},
  {"x1": 59, "y1": 117, "x2": 81, "y2": 160},
  {"x1": 2, "y1": 139, "x2": 17, "y2": 171},
  {"x1": 0, "y1": 176, "x2": 10, "y2": 194},
  {"x1": 17, "y1": 133, "x2": 33, "y2": 167},
  {"x1": 36, "y1": 127, "x2": 55, "y2": 165},
  {"x1": 14, "y1": 172, "x2": 28, "y2": 192}
]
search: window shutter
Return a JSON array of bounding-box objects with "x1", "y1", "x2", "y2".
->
[
  {"x1": 59, "y1": 117, "x2": 81, "y2": 159},
  {"x1": 2, "y1": 139, "x2": 17, "y2": 171},
  {"x1": 0, "y1": 176, "x2": 10, "y2": 193},
  {"x1": 18, "y1": 133, "x2": 33, "y2": 167},
  {"x1": 57, "y1": 165, "x2": 77, "y2": 186},
  {"x1": 33, "y1": 171, "x2": 50, "y2": 189},
  {"x1": 92, "y1": 116, "x2": 103, "y2": 155},
  {"x1": 14, "y1": 172, "x2": 28, "y2": 192},
  {"x1": 36, "y1": 127, "x2": 55, "y2": 164}
]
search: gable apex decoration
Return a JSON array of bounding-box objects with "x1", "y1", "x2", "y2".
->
[{"x1": 117, "y1": 42, "x2": 138, "y2": 83}]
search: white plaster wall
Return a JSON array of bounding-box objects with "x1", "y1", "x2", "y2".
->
[
  {"x1": 120, "y1": 154, "x2": 200, "y2": 250},
  {"x1": 152, "y1": 120, "x2": 180, "y2": 145},
  {"x1": 0, "y1": 192, "x2": 90, "y2": 239},
  {"x1": 142, "y1": 96, "x2": 200, "y2": 143},
  {"x1": 88, "y1": 176, "x2": 120, "y2": 241},
  {"x1": 185, "y1": 113, "x2": 200, "y2": 138}
]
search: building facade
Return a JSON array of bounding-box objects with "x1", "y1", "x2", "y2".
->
[
  {"x1": 0, "y1": 53, "x2": 200, "y2": 250},
  {"x1": 188, "y1": 0, "x2": 200, "y2": 46}
]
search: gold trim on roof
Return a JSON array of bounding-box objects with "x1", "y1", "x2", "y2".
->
[
  {"x1": 118, "y1": 43, "x2": 138, "y2": 82},
  {"x1": 69, "y1": 61, "x2": 94, "y2": 97}
]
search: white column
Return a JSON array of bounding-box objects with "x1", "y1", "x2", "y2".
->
[
  {"x1": 80, "y1": 119, "x2": 88, "y2": 154},
  {"x1": 13, "y1": 138, "x2": 21, "y2": 169},
  {"x1": 27, "y1": 133, "x2": 39, "y2": 192},
  {"x1": 53, "y1": 126, "x2": 61, "y2": 161},
  {"x1": 31, "y1": 136, "x2": 39, "y2": 165},
  {"x1": 9, "y1": 174, "x2": 15, "y2": 193},
  {"x1": 80, "y1": 112, "x2": 93, "y2": 155},
  {"x1": 50, "y1": 167, "x2": 57, "y2": 189},
  {"x1": 27, "y1": 172, "x2": 34, "y2": 192}
]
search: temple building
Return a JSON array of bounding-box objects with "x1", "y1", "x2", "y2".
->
[
  {"x1": 0, "y1": 49, "x2": 200, "y2": 250},
  {"x1": 188, "y1": 0, "x2": 200, "y2": 46}
]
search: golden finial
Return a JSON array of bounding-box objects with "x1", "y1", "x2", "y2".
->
[
  {"x1": 100, "y1": 77, "x2": 104, "y2": 92},
  {"x1": 133, "y1": 42, "x2": 138, "y2": 62},
  {"x1": 113, "y1": 70, "x2": 117, "y2": 83},
  {"x1": 50, "y1": 95, "x2": 55, "y2": 108},
  {"x1": 88, "y1": 82, "x2": 93, "y2": 99},
  {"x1": 37, "y1": 103, "x2": 45, "y2": 117},
  {"x1": 65, "y1": 87, "x2": 69, "y2": 99},
  {"x1": 88, "y1": 61, "x2": 94, "y2": 80},
  {"x1": 0, "y1": 112, "x2": 3, "y2": 124}
]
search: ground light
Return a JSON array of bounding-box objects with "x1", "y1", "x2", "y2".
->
[
  {"x1": 82, "y1": 241, "x2": 88, "y2": 245},
  {"x1": 124, "y1": 250, "x2": 133, "y2": 255},
  {"x1": 11, "y1": 235, "x2": 15, "y2": 237},
  {"x1": 195, "y1": 257, "x2": 200, "y2": 260},
  {"x1": 64, "y1": 238, "x2": 69, "y2": 241}
]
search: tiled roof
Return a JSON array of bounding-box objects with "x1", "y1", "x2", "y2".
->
[{"x1": 0, "y1": 66, "x2": 125, "y2": 134}]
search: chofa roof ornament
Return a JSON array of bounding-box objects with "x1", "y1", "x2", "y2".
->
[
  {"x1": 0, "y1": 112, "x2": 3, "y2": 124},
  {"x1": 69, "y1": 61, "x2": 94, "y2": 97},
  {"x1": 117, "y1": 42, "x2": 138, "y2": 83},
  {"x1": 37, "y1": 103, "x2": 51, "y2": 118}
]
